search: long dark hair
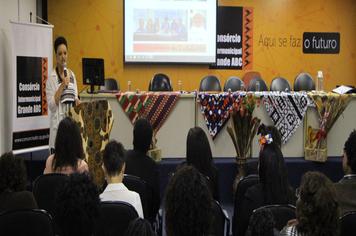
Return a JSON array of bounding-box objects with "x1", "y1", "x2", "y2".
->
[
  {"x1": 186, "y1": 127, "x2": 214, "y2": 178},
  {"x1": 259, "y1": 143, "x2": 292, "y2": 204},
  {"x1": 53, "y1": 117, "x2": 84, "y2": 171}
]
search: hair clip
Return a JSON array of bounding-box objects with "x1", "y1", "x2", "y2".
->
[{"x1": 259, "y1": 133, "x2": 273, "y2": 145}]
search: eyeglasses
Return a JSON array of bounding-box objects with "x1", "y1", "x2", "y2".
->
[{"x1": 295, "y1": 187, "x2": 300, "y2": 199}]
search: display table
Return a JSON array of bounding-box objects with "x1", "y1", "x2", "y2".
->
[{"x1": 80, "y1": 92, "x2": 356, "y2": 158}]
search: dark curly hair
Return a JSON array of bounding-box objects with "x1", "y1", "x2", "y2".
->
[
  {"x1": 53, "y1": 117, "x2": 84, "y2": 172},
  {"x1": 103, "y1": 140, "x2": 126, "y2": 177},
  {"x1": 296, "y1": 171, "x2": 339, "y2": 236},
  {"x1": 124, "y1": 218, "x2": 156, "y2": 236},
  {"x1": 0, "y1": 152, "x2": 27, "y2": 193},
  {"x1": 133, "y1": 118, "x2": 153, "y2": 153},
  {"x1": 245, "y1": 208, "x2": 275, "y2": 236},
  {"x1": 54, "y1": 36, "x2": 67, "y2": 53},
  {"x1": 55, "y1": 173, "x2": 100, "y2": 236},
  {"x1": 344, "y1": 130, "x2": 356, "y2": 173},
  {"x1": 165, "y1": 165, "x2": 213, "y2": 236}
]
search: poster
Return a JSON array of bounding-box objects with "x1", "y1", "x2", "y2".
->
[
  {"x1": 211, "y1": 6, "x2": 253, "y2": 70},
  {"x1": 11, "y1": 22, "x2": 53, "y2": 152}
]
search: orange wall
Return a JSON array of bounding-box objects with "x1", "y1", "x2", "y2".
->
[{"x1": 48, "y1": 0, "x2": 356, "y2": 92}]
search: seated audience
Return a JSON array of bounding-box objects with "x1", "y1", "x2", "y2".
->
[
  {"x1": 44, "y1": 117, "x2": 88, "y2": 174},
  {"x1": 124, "y1": 218, "x2": 157, "y2": 236},
  {"x1": 125, "y1": 118, "x2": 160, "y2": 221},
  {"x1": 100, "y1": 140, "x2": 144, "y2": 218},
  {"x1": 165, "y1": 165, "x2": 213, "y2": 236},
  {"x1": 0, "y1": 152, "x2": 38, "y2": 212},
  {"x1": 280, "y1": 171, "x2": 339, "y2": 236},
  {"x1": 55, "y1": 173, "x2": 100, "y2": 236},
  {"x1": 235, "y1": 126, "x2": 295, "y2": 236},
  {"x1": 335, "y1": 130, "x2": 356, "y2": 215},
  {"x1": 185, "y1": 126, "x2": 219, "y2": 200},
  {"x1": 245, "y1": 208, "x2": 279, "y2": 236}
]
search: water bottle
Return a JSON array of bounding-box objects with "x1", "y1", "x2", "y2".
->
[
  {"x1": 240, "y1": 82, "x2": 245, "y2": 91},
  {"x1": 127, "y1": 80, "x2": 132, "y2": 92},
  {"x1": 317, "y1": 71, "x2": 324, "y2": 91},
  {"x1": 255, "y1": 81, "x2": 261, "y2": 91},
  {"x1": 178, "y1": 80, "x2": 182, "y2": 92}
]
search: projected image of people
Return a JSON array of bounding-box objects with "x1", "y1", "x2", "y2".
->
[
  {"x1": 133, "y1": 9, "x2": 188, "y2": 41},
  {"x1": 189, "y1": 10, "x2": 207, "y2": 41}
]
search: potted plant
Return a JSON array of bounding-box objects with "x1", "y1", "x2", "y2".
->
[{"x1": 227, "y1": 93, "x2": 261, "y2": 190}]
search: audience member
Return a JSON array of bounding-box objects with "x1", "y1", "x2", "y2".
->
[
  {"x1": 335, "y1": 130, "x2": 356, "y2": 215},
  {"x1": 235, "y1": 126, "x2": 295, "y2": 236},
  {"x1": 165, "y1": 165, "x2": 213, "y2": 236},
  {"x1": 124, "y1": 218, "x2": 157, "y2": 236},
  {"x1": 185, "y1": 126, "x2": 219, "y2": 200},
  {"x1": 55, "y1": 173, "x2": 100, "y2": 236},
  {"x1": 0, "y1": 152, "x2": 37, "y2": 212},
  {"x1": 280, "y1": 171, "x2": 339, "y2": 236},
  {"x1": 125, "y1": 118, "x2": 160, "y2": 221},
  {"x1": 245, "y1": 208, "x2": 279, "y2": 236},
  {"x1": 44, "y1": 117, "x2": 88, "y2": 174},
  {"x1": 100, "y1": 140, "x2": 144, "y2": 218}
]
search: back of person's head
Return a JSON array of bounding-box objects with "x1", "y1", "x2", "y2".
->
[
  {"x1": 258, "y1": 139, "x2": 291, "y2": 204},
  {"x1": 124, "y1": 218, "x2": 157, "y2": 236},
  {"x1": 54, "y1": 36, "x2": 68, "y2": 53},
  {"x1": 344, "y1": 130, "x2": 356, "y2": 173},
  {"x1": 133, "y1": 118, "x2": 153, "y2": 153},
  {"x1": 0, "y1": 152, "x2": 27, "y2": 193},
  {"x1": 165, "y1": 165, "x2": 213, "y2": 236},
  {"x1": 55, "y1": 173, "x2": 100, "y2": 236},
  {"x1": 245, "y1": 208, "x2": 276, "y2": 236},
  {"x1": 54, "y1": 117, "x2": 84, "y2": 171},
  {"x1": 296, "y1": 171, "x2": 339, "y2": 236},
  {"x1": 186, "y1": 126, "x2": 213, "y2": 177},
  {"x1": 103, "y1": 140, "x2": 126, "y2": 177},
  {"x1": 258, "y1": 124, "x2": 282, "y2": 148}
]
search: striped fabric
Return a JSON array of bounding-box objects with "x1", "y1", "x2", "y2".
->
[{"x1": 116, "y1": 92, "x2": 180, "y2": 133}]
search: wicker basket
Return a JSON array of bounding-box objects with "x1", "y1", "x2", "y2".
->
[{"x1": 305, "y1": 147, "x2": 327, "y2": 162}]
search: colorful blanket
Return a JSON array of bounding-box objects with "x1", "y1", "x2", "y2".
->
[
  {"x1": 116, "y1": 92, "x2": 179, "y2": 133},
  {"x1": 198, "y1": 92, "x2": 239, "y2": 139},
  {"x1": 261, "y1": 91, "x2": 310, "y2": 144}
]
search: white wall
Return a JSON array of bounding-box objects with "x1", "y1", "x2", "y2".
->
[{"x1": 0, "y1": 0, "x2": 36, "y2": 154}]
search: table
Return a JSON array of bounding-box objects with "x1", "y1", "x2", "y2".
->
[{"x1": 81, "y1": 92, "x2": 356, "y2": 158}]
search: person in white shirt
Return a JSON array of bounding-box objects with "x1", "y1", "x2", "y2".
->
[
  {"x1": 100, "y1": 140, "x2": 144, "y2": 218},
  {"x1": 46, "y1": 36, "x2": 80, "y2": 153}
]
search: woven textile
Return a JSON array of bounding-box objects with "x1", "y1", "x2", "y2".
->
[
  {"x1": 69, "y1": 100, "x2": 113, "y2": 187},
  {"x1": 116, "y1": 92, "x2": 179, "y2": 133},
  {"x1": 262, "y1": 91, "x2": 310, "y2": 144},
  {"x1": 198, "y1": 92, "x2": 240, "y2": 139}
]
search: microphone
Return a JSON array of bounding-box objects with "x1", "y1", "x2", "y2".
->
[
  {"x1": 63, "y1": 63, "x2": 68, "y2": 77},
  {"x1": 63, "y1": 63, "x2": 68, "y2": 88}
]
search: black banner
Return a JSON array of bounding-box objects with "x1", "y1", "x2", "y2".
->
[
  {"x1": 12, "y1": 128, "x2": 49, "y2": 150},
  {"x1": 211, "y1": 6, "x2": 243, "y2": 69},
  {"x1": 303, "y1": 32, "x2": 340, "y2": 54},
  {"x1": 17, "y1": 56, "x2": 44, "y2": 117}
]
